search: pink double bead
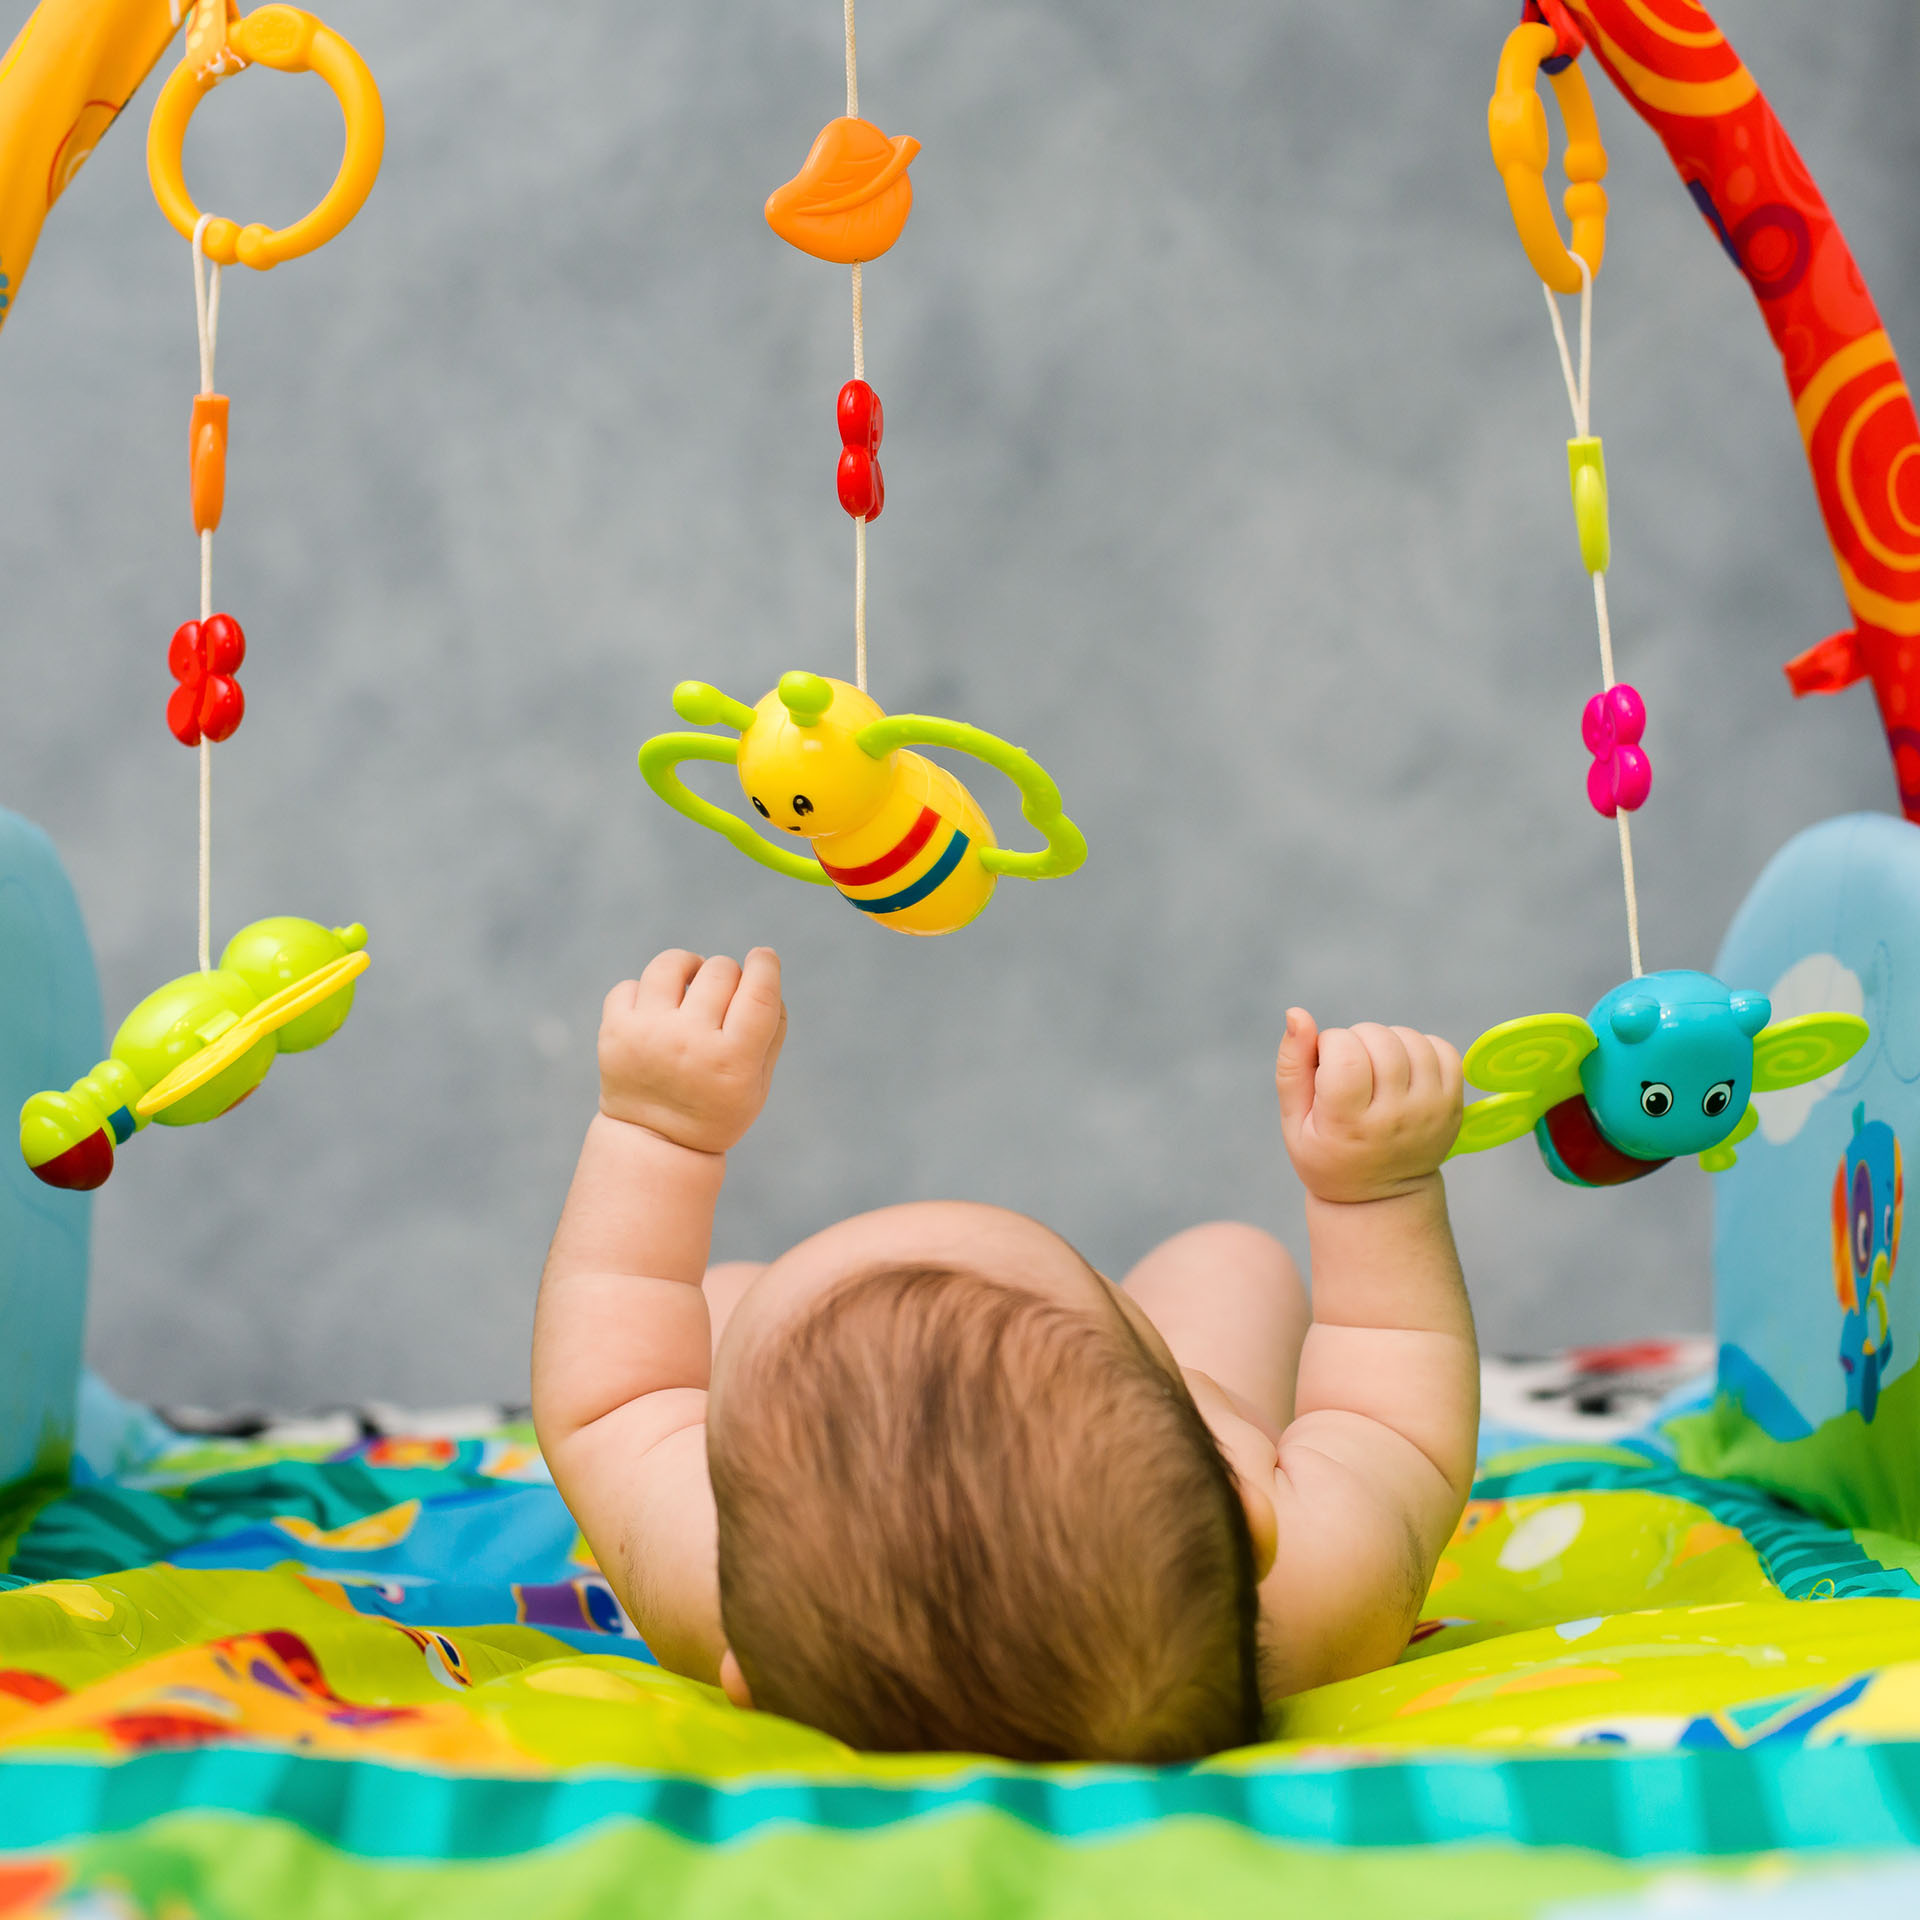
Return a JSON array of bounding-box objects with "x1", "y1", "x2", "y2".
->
[{"x1": 1583, "y1": 683, "x2": 1651, "y2": 818}]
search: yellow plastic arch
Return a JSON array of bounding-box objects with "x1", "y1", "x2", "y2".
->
[
  {"x1": 0, "y1": 0, "x2": 183, "y2": 333},
  {"x1": 1487, "y1": 21, "x2": 1608, "y2": 294},
  {"x1": 147, "y1": 4, "x2": 383, "y2": 269}
]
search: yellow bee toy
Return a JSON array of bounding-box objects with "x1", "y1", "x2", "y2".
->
[{"x1": 638, "y1": 673, "x2": 1086, "y2": 935}]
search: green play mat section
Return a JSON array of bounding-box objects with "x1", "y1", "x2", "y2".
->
[{"x1": 2, "y1": 1371, "x2": 1920, "y2": 1918}]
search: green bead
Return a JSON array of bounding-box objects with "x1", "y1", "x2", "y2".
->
[{"x1": 1567, "y1": 436, "x2": 1611, "y2": 575}]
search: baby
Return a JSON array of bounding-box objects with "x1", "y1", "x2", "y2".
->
[{"x1": 533, "y1": 947, "x2": 1478, "y2": 1762}]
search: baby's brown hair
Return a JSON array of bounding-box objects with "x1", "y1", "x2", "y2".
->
[{"x1": 708, "y1": 1263, "x2": 1264, "y2": 1762}]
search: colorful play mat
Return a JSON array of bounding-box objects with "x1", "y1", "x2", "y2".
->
[{"x1": 0, "y1": 1349, "x2": 1916, "y2": 1917}]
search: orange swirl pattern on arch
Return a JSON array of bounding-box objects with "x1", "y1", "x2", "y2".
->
[{"x1": 1567, "y1": 0, "x2": 1920, "y2": 818}]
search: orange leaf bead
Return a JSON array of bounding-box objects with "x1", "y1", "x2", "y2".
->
[{"x1": 765, "y1": 117, "x2": 919, "y2": 264}]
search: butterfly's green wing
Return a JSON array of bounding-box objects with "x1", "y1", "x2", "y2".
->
[
  {"x1": 1449, "y1": 1089, "x2": 1550, "y2": 1159},
  {"x1": 1448, "y1": 1013, "x2": 1594, "y2": 1163},
  {"x1": 1462, "y1": 1012, "x2": 1596, "y2": 1099},
  {"x1": 1750, "y1": 1012, "x2": 1870, "y2": 1092},
  {"x1": 1699, "y1": 1102, "x2": 1760, "y2": 1173}
]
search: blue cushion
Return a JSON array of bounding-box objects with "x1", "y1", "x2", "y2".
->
[
  {"x1": 0, "y1": 807, "x2": 101, "y2": 1489},
  {"x1": 1685, "y1": 811, "x2": 1920, "y2": 1537}
]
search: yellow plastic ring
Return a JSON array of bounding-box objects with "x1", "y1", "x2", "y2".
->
[
  {"x1": 135, "y1": 948, "x2": 369, "y2": 1118},
  {"x1": 1487, "y1": 21, "x2": 1608, "y2": 294},
  {"x1": 146, "y1": 6, "x2": 384, "y2": 269}
]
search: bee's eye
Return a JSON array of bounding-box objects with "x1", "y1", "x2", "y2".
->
[
  {"x1": 1702, "y1": 1081, "x2": 1734, "y2": 1118},
  {"x1": 792, "y1": 794, "x2": 814, "y2": 817},
  {"x1": 1640, "y1": 1082, "x2": 1674, "y2": 1117},
  {"x1": 750, "y1": 796, "x2": 770, "y2": 818}
]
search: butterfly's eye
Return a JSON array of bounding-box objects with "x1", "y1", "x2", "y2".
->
[
  {"x1": 751, "y1": 796, "x2": 770, "y2": 818},
  {"x1": 792, "y1": 794, "x2": 814, "y2": 817},
  {"x1": 1702, "y1": 1081, "x2": 1734, "y2": 1118},
  {"x1": 1640, "y1": 1082, "x2": 1674, "y2": 1117}
]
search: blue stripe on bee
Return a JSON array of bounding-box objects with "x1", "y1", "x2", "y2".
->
[
  {"x1": 845, "y1": 829, "x2": 970, "y2": 915},
  {"x1": 108, "y1": 1106, "x2": 135, "y2": 1144}
]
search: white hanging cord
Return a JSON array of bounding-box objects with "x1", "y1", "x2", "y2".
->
[
  {"x1": 1543, "y1": 254, "x2": 1593, "y2": 439},
  {"x1": 193, "y1": 223, "x2": 221, "y2": 397},
  {"x1": 1544, "y1": 255, "x2": 1643, "y2": 978},
  {"x1": 846, "y1": 3, "x2": 870, "y2": 690},
  {"x1": 192, "y1": 214, "x2": 223, "y2": 974},
  {"x1": 1594, "y1": 567, "x2": 1641, "y2": 976},
  {"x1": 854, "y1": 521, "x2": 869, "y2": 693},
  {"x1": 852, "y1": 258, "x2": 868, "y2": 691},
  {"x1": 1614, "y1": 789, "x2": 1643, "y2": 976}
]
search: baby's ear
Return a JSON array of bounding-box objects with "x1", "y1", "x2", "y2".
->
[
  {"x1": 1237, "y1": 1476, "x2": 1278, "y2": 1582},
  {"x1": 718, "y1": 1647, "x2": 755, "y2": 1712}
]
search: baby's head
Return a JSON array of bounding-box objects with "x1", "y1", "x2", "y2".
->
[{"x1": 707, "y1": 1206, "x2": 1264, "y2": 1762}]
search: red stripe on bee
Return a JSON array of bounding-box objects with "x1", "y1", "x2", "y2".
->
[{"x1": 817, "y1": 805, "x2": 940, "y2": 886}]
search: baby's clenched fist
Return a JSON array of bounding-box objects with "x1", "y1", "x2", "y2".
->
[
  {"x1": 1274, "y1": 1010, "x2": 1463, "y2": 1205},
  {"x1": 599, "y1": 947, "x2": 788, "y2": 1154}
]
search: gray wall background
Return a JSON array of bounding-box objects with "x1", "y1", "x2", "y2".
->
[{"x1": 0, "y1": 1, "x2": 1912, "y2": 1411}]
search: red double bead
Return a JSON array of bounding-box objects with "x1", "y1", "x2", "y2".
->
[
  {"x1": 836, "y1": 379, "x2": 885, "y2": 521},
  {"x1": 167, "y1": 613, "x2": 246, "y2": 746}
]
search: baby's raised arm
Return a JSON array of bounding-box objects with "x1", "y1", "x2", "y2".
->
[
  {"x1": 1254, "y1": 1012, "x2": 1478, "y2": 1696},
  {"x1": 532, "y1": 947, "x2": 786, "y2": 1681}
]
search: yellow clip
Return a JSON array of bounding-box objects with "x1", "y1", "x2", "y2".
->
[
  {"x1": 1487, "y1": 21, "x2": 1608, "y2": 295},
  {"x1": 146, "y1": 5, "x2": 384, "y2": 270},
  {"x1": 136, "y1": 947, "x2": 369, "y2": 1118},
  {"x1": 1567, "y1": 436, "x2": 1609, "y2": 574}
]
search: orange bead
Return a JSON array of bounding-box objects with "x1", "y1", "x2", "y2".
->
[
  {"x1": 765, "y1": 117, "x2": 919, "y2": 264},
  {"x1": 190, "y1": 392, "x2": 229, "y2": 535}
]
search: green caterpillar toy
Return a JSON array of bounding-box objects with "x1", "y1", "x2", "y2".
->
[{"x1": 19, "y1": 915, "x2": 369, "y2": 1191}]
